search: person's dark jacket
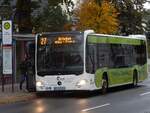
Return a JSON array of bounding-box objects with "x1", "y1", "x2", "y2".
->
[{"x1": 20, "y1": 60, "x2": 27, "y2": 74}]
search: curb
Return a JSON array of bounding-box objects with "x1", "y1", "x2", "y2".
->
[{"x1": 0, "y1": 93, "x2": 37, "y2": 105}]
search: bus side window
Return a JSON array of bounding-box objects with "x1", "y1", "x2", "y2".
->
[
  {"x1": 134, "y1": 41, "x2": 147, "y2": 65},
  {"x1": 110, "y1": 44, "x2": 126, "y2": 68},
  {"x1": 123, "y1": 45, "x2": 133, "y2": 67},
  {"x1": 86, "y1": 44, "x2": 96, "y2": 74},
  {"x1": 97, "y1": 44, "x2": 109, "y2": 68}
]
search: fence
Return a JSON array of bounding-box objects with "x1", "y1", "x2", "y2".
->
[
  {"x1": 0, "y1": 75, "x2": 12, "y2": 85},
  {"x1": 0, "y1": 74, "x2": 27, "y2": 92}
]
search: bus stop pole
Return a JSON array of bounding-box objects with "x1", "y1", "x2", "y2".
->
[
  {"x1": 12, "y1": 41, "x2": 14, "y2": 92},
  {"x1": 12, "y1": 73, "x2": 14, "y2": 92},
  {"x1": 2, "y1": 45, "x2": 4, "y2": 92},
  {"x1": 2, "y1": 74, "x2": 4, "y2": 92}
]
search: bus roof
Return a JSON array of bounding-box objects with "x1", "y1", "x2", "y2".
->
[
  {"x1": 38, "y1": 31, "x2": 82, "y2": 35},
  {"x1": 89, "y1": 34, "x2": 146, "y2": 41}
]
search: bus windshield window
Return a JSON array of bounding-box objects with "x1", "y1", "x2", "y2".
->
[{"x1": 37, "y1": 33, "x2": 84, "y2": 76}]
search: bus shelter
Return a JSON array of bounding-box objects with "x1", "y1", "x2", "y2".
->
[
  {"x1": 13, "y1": 34, "x2": 35, "y2": 83},
  {"x1": 0, "y1": 33, "x2": 35, "y2": 91}
]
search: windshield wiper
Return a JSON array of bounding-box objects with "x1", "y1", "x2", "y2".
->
[{"x1": 37, "y1": 72, "x2": 47, "y2": 77}]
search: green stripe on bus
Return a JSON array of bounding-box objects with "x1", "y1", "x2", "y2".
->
[{"x1": 88, "y1": 36, "x2": 144, "y2": 45}]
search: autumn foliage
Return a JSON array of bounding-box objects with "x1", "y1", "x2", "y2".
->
[{"x1": 75, "y1": 0, "x2": 119, "y2": 34}]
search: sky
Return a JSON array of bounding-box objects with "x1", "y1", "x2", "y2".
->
[
  {"x1": 73, "y1": 0, "x2": 150, "y2": 9},
  {"x1": 144, "y1": 2, "x2": 150, "y2": 9}
]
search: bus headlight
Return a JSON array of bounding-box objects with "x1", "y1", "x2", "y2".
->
[
  {"x1": 36, "y1": 81, "x2": 43, "y2": 87},
  {"x1": 76, "y1": 80, "x2": 87, "y2": 87}
]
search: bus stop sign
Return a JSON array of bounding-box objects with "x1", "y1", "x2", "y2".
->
[{"x1": 2, "y1": 20, "x2": 12, "y2": 45}]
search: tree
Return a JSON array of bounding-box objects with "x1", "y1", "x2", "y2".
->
[
  {"x1": 40, "y1": 6, "x2": 68, "y2": 32},
  {"x1": 0, "y1": 0, "x2": 13, "y2": 32},
  {"x1": 144, "y1": 9, "x2": 150, "y2": 32},
  {"x1": 145, "y1": 20, "x2": 150, "y2": 39},
  {"x1": 32, "y1": 0, "x2": 74, "y2": 32},
  {"x1": 15, "y1": 0, "x2": 32, "y2": 33},
  {"x1": 1, "y1": 0, "x2": 12, "y2": 5},
  {"x1": 110, "y1": 0, "x2": 147, "y2": 35},
  {"x1": 46, "y1": 0, "x2": 74, "y2": 17},
  {"x1": 0, "y1": 0, "x2": 13, "y2": 20},
  {"x1": 15, "y1": 0, "x2": 43, "y2": 33},
  {"x1": 63, "y1": 0, "x2": 74, "y2": 16},
  {"x1": 75, "y1": 0, "x2": 119, "y2": 34}
]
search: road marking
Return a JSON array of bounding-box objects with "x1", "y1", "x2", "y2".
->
[
  {"x1": 140, "y1": 92, "x2": 150, "y2": 96},
  {"x1": 82, "y1": 103, "x2": 110, "y2": 112}
]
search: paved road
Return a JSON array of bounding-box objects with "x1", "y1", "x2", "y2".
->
[{"x1": 0, "y1": 76, "x2": 150, "y2": 113}]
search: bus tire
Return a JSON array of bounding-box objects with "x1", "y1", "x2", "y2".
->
[
  {"x1": 101, "y1": 75, "x2": 108, "y2": 94},
  {"x1": 133, "y1": 70, "x2": 138, "y2": 87}
]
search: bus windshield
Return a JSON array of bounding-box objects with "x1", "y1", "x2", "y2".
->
[{"x1": 37, "y1": 33, "x2": 84, "y2": 76}]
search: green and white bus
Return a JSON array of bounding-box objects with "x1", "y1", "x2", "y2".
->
[{"x1": 35, "y1": 30, "x2": 148, "y2": 93}]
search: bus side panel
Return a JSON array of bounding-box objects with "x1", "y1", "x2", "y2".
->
[
  {"x1": 139, "y1": 64, "x2": 148, "y2": 81},
  {"x1": 108, "y1": 67, "x2": 133, "y2": 86}
]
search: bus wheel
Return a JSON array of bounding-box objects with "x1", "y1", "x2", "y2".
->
[
  {"x1": 133, "y1": 71, "x2": 138, "y2": 87},
  {"x1": 101, "y1": 78, "x2": 108, "y2": 94}
]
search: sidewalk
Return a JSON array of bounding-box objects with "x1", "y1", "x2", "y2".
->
[{"x1": 0, "y1": 84, "x2": 36, "y2": 105}]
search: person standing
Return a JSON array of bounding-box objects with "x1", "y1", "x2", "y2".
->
[
  {"x1": 26, "y1": 55, "x2": 35, "y2": 92},
  {"x1": 19, "y1": 58, "x2": 29, "y2": 90}
]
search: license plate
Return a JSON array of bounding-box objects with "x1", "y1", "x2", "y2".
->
[
  {"x1": 54, "y1": 87, "x2": 66, "y2": 91},
  {"x1": 45, "y1": 87, "x2": 52, "y2": 90}
]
